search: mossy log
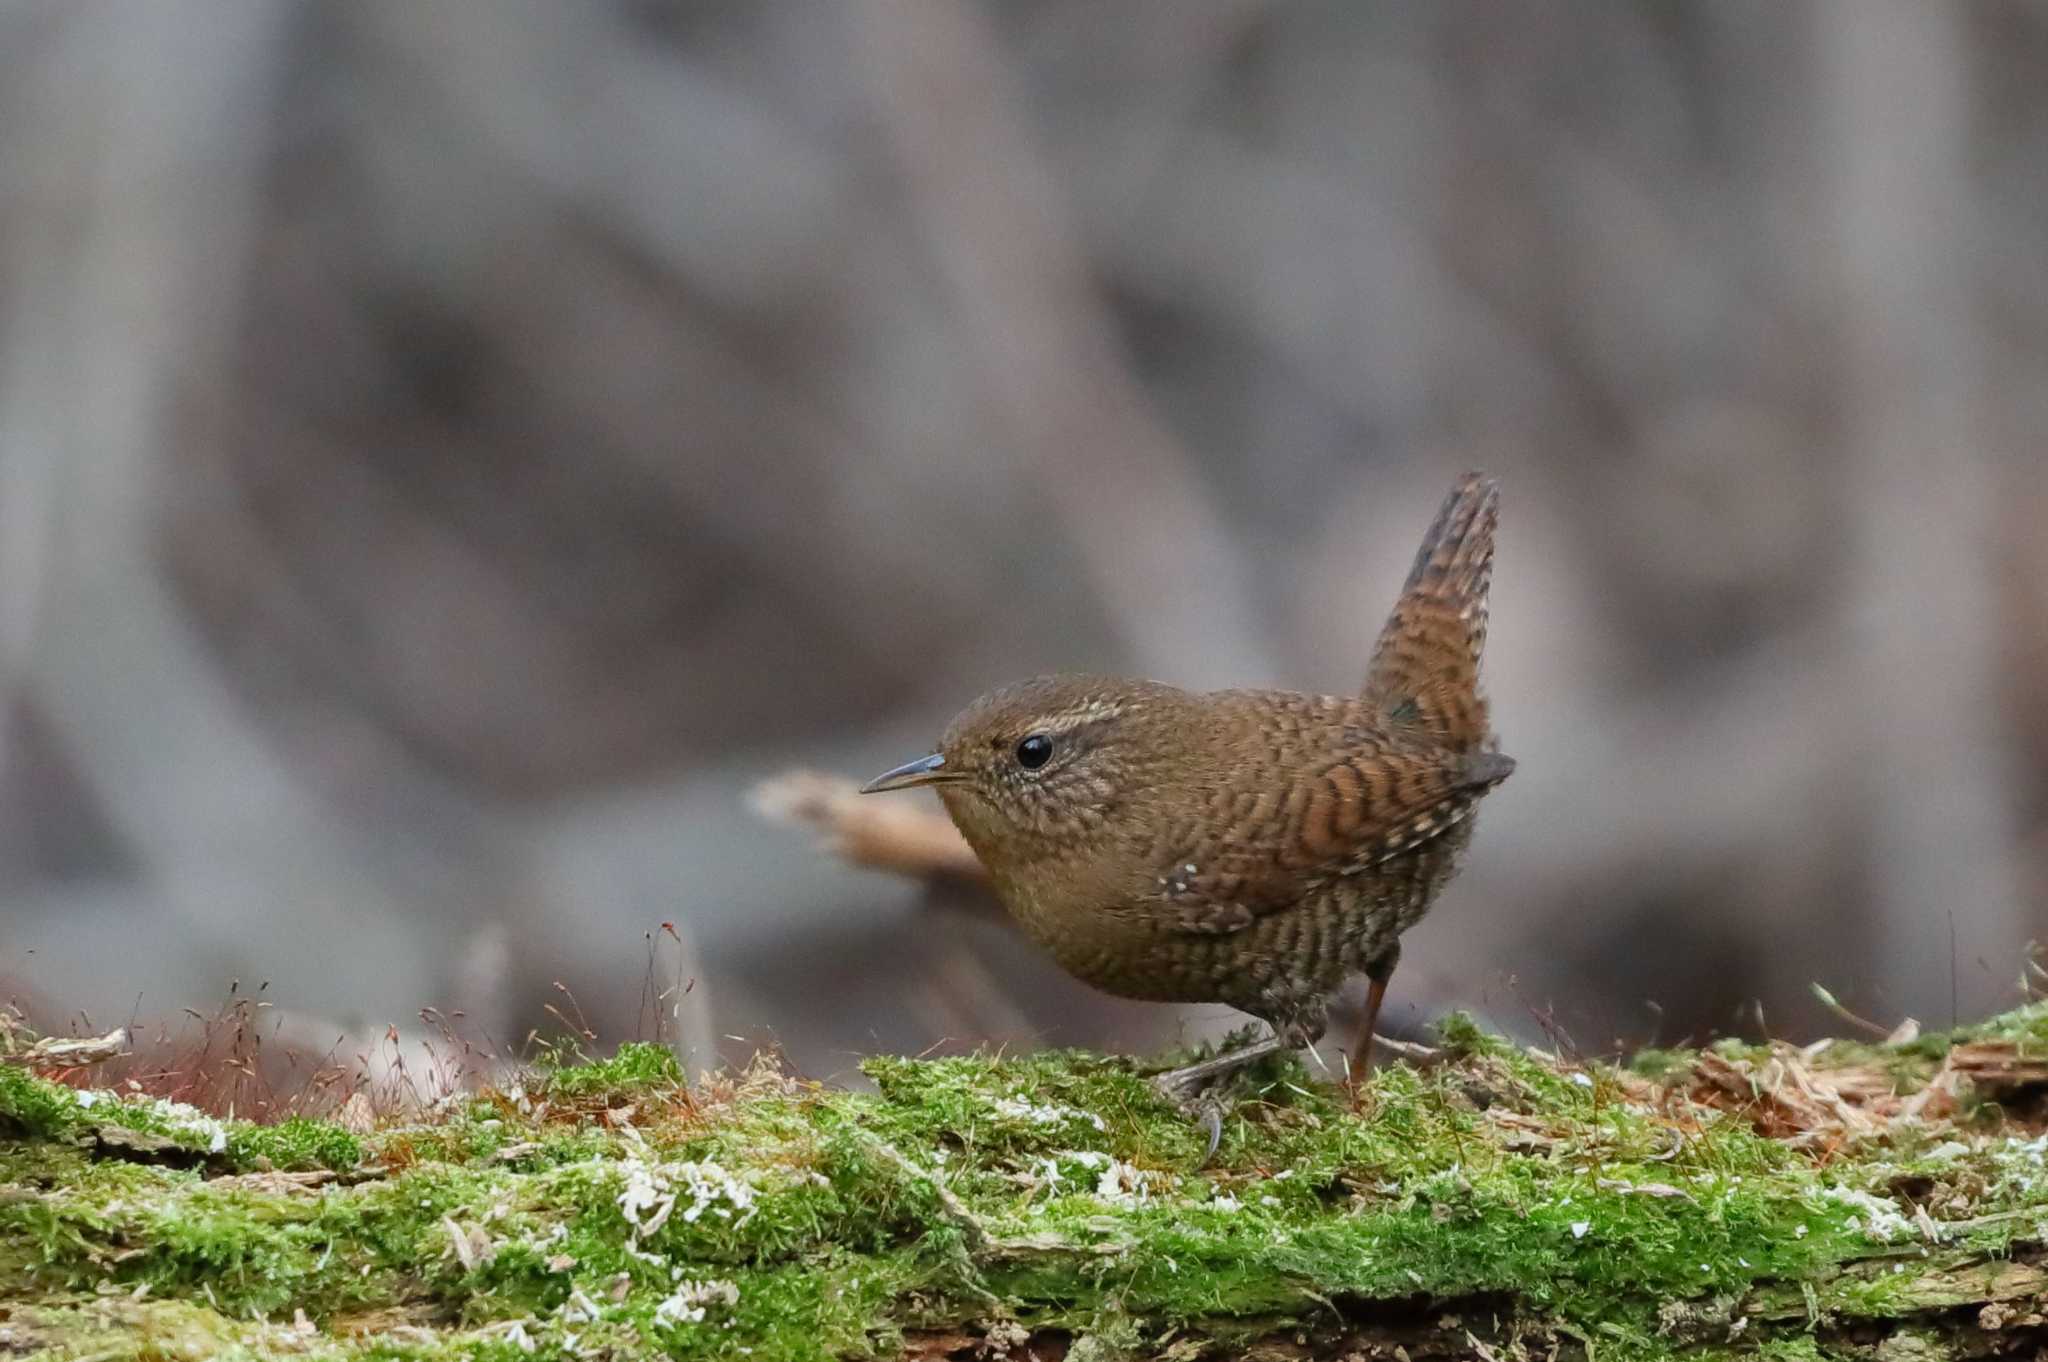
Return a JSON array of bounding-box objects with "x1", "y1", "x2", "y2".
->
[{"x1": 2, "y1": 1006, "x2": 2045, "y2": 1361}]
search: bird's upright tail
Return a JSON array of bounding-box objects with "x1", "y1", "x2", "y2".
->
[{"x1": 1363, "y1": 473, "x2": 1499, "y2": 751}]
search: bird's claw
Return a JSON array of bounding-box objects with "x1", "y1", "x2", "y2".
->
[
  {"x1": 1148, "y1": 1067, "x2": 1205, "y2": 1109},
  {"x1": 1148, "y1": 1070, "x2": 1228, "y2": 1164},
  {"x1": 1147, "y1": 1029, "x2": 1298, "y2": 1163},
  {"x1": 1197, "y1": 1102, "x2": 1223, "y2": 1163}
]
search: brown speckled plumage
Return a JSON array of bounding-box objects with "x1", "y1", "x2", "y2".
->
[{"x1": 865, "y1": 474, "x2": 1512, "y2": 1060}]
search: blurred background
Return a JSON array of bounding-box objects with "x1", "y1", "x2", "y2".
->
[{"x1": 2, "y1": 0, "x2": 2043, "y2": 1087}]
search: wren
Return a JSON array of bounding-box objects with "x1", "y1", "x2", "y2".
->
[{"x1": 863, "y1": 474, "x2": 1512, "y2": 1112}]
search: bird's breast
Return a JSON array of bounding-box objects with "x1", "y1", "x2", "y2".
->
[{"x1": 984, "y1": 854, "x2": 1183, "y2": 993}]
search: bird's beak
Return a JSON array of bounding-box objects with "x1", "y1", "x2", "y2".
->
[{"x1": 860, "y1": 752, "x2": 963, "y2": 794}]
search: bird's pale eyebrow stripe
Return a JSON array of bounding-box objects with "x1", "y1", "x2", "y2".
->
[{"x1": 1040, "y1": 701, "x2": 1128, "y2": 735}]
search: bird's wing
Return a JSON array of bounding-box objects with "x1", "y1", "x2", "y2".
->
[
  {"x1": 1143, "y1": 475, "x2": 1508, "y2": 936},
  {"x1": 1151, "y1": 742, "x2": 1512, "y2": 936}
]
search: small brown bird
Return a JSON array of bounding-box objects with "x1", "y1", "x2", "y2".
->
[{"x1": 863, "y1": 474, "x2": 1512, "y2": 1107}]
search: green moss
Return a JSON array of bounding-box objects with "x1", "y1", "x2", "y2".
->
[
  {"x1": 1626, "y1": 1046, "x2": 1694, "y2": 1080},
  {"x1": 1907, "y1": 997, "x2": 2048, "y2": 1053},
  {"x1": 2, "y1": 1010, "x2": 2043, "y2": 1359},
  {"x1": 1428, "y1": 1009, "x2": 1496, "y2": 1054},
  {"x1": 532, "y1": 1039, "x2": 685, "y2": 1103},
  {"x1": 0, "y1": 1061, "x2": 85, "y2": 1138},
  {"x1": 229, "y1": 1116, "x2": 364, "y2": 1172}
]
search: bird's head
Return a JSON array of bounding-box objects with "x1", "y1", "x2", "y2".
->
[{"x1": 861, "y1": 674, "x2": 1188, "y2": 859}]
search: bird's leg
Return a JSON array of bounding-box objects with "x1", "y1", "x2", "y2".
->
[
  {"x1": 1347, "y1": 944, "x2": 1400, "y2": 1107},
  {"x1": 1148, "y1": 1032, "x2": 1291, "y2": 1105},
  {"x1": 1151, "y1": 1012, "x2": 1325, "y2": 1160},
  {"x1": 1149, "y1": 1033, "x2": 1287, "y2": 1163}
]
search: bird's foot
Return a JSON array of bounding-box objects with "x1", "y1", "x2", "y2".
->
[
  {"x1": 1170, "y1": 1089, "x2": 1228, "y2": 1164},
  {"x1": 1148, "y1": 1032, "x2": 1289, "y2": 1101},
  {"x1": 1148, "y1": 1032, "x2": 1291, "y2": 1163},
  {"x1": 1147, "y1": 1070, "x2": 1228, "y2": 1164}
]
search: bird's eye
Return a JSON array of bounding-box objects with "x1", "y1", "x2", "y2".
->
[{"x1": 1015, "y1": 734, "x2": 1053, "y2": 770}]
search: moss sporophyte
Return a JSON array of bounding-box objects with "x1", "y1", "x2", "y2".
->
[{"x1": 1, "y1": 1005, "x2": 2045, "y2": 1360}]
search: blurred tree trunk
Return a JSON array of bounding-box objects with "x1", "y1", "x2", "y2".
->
[
  {"x1": 1818, "y1": 0, "x2": 2028, "y2": 1024},
  {"x1": 0, "y1": 2, "x2": 440, "y2": 1015}
]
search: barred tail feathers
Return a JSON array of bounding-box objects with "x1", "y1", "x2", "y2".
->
[{"x1": 1362, "y1": 473, "x2": 1499, "y2": 750}]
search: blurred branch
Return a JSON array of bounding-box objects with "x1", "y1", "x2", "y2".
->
[
  {"x1": 852, "y1": 0, "x2": 1271, "y2": 687},
  {"x1": 751, "y1": 770, "x2": 987, "y2": 885},
  {"x1": 1, "y1": 1028, "x2": 128, "y2": 1069},
  {"x1": 0, "y1": 20, "x2": 77, "y2": 810}
]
